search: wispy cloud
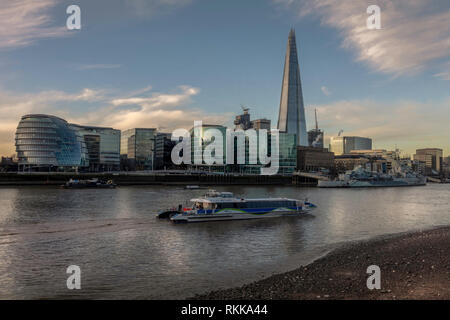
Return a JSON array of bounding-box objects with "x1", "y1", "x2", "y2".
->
[
  {"x1": 434, "y1": 71, "x2": 450, "y2": 81},
  {"x1": 78, "y1": 64, "x2": 122, "y2": 70},
  {"x1": 308, "y1": 98, "x2": 450, "y2": 154},
  {"x1": 274, "y1": 0, "x2": 450, "y2": 78},
  {"x1": 321, "y1": 86, "x2": 331, "y2": 96},
  {"x1": 125, "y1": 0, "x2": 195, "y2": 18},
  {"x1": 0, "y1": 0, "x2": 67, "y2": 50}
]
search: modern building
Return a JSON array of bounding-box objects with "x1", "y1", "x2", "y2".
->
[
  {"x1": 307, "y1": 109, "x2": 324, "y2": 148},
  {"x1": 15, "y1": 114, "x2": 89, "y2": 171},
  {"x1": 72, "y1": 125, "x2": 121, "y2": 171},
  {"x1": 297, "y1": 146, "x2": 334, "y2": 172},
  {"x1": 121, "y1": 128, "x2": 156, "y2": 171},
  {"x1": 329, "y1": 136, "x2": 372, "y2": 156},
  {"x1": 154, "y1": 132, "x2": 177, "y2": 170},
  {"x1": 188, "y1": 124, "x2": 228, "y2": 172},
  {"x1": 277, "y1": 29, "x2": 308, "y2": 146},
  {"x1": 235, "y1": 131, "x2": 297, "y2": 175},
  {"x1": 277, "y1": 132, "x2": 297, "y2": 174},
  {"x1": 251, "y1": 119, "x2": 271, "y2": 130},
  {"x1": 413, "y1": 148, "x2": 443, "y2": 174}
]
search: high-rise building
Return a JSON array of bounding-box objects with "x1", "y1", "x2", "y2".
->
[
  {"x1": 329, "y1": 136, "x2": 372, "y2": 156},
  {"x1": 277, "y1": 29, "x2": 308, "y2": 146},
  {"x1": 307, "y1": 109, "x2": 324, "y2": 148},
  {"x1": 121, "y1": 128, "x2": 156, "y2": 170}
]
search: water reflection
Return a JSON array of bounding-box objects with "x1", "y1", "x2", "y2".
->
[{"x1": 0, "y1": 184, "x2": 449, "y2": 298}]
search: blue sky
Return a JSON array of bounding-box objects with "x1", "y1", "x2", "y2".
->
[{"x1": 0, "y1": 0, "x2": 449, "y2": 156}]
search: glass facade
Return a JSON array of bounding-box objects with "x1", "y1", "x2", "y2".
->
[
  {"x1": 231, "y1": 130, "x2": 296, "y2": 175},
  {"x1": 15, "y1": 114, "x2": 88, "y2": 169},
  {"x1": 330, "y1": 136, "x2": 372, "y2": 156},
  {"x1": 277, "y1": 29, "x2": 308, "y2": 146},
  {"x1": 154, "y1": 132, "x2": 176, "y2": 170},
  {"x1": 73, "y1": 125, "x2": 121, "y2": 171},
  {"x1": 121, "y1": 128, "x2": 156, "y2": 170},
  {"x1": 277, "y1": 132, "x2": 297, "y2": 174}
]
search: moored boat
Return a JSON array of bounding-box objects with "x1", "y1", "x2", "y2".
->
[
  {"x1": 62, "y1": 178, "x2": 117, "y2": 189},
  {"x1": 318, "y1": 166, "x2": 426, "y2": 188},
  {"x1": 158, "y1": 190, "x2": 316, "y2": 223}
]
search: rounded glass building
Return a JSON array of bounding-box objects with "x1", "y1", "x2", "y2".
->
[{"x1": 15, "y1": 114, "x2": 88, "y2": 170}]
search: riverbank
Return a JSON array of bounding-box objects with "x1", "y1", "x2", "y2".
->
[
  {"x1": 0, "y1": 172, "x2": 317, "y2": 186},
  {"x1": 195, "y1": 226, "x2": 450, "y2": 300}
]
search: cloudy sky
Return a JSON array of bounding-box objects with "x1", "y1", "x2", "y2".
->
[{"x1": 0, "y1": 0, "x2": 449, "y2": 156}]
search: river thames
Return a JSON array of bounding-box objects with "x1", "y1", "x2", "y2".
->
[{"x1": 0, "y1": 184, "x2": 449, "y2": 299}]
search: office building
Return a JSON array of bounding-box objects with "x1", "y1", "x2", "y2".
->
[
  {"x1": 15, "y1": 114, "x2": 89, "y2": 171},
  {"x1": 414, "y1": 148, "x2": 443, "y2": 173},
  {"x1": 121, "y1": 128, "x2": 156, "y2": 171},
  {"x1": 251, "y1": 119, "x2": 271, "y2": 130},
  {"x1": 329, "y1": 136, "x2": 372, "y2": 156},
  {"x1": 277, "y1": 29, "x2": 308, "y2": 146},
  {"x1": 72, "y1": 125, "x2": 121, "y2": 171},
  {"x1": 297, "y1": 146, "x2": 334, "y2": 172},
  {"x1": 154, "y1": 132, "x2": 177, "y2": 170}
]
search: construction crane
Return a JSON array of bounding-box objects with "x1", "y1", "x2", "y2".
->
[
  {"x1": 338, "y1": 129, "x2": 344, "y2": 136},
  {"x1": 240, "y1": 105, "x2": 249, "y2": 114},
  {"x1": 314, "y1": 108, "x2": 319, "y2": 130}
]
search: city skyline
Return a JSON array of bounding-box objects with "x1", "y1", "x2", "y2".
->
[{"x1": 1, "y1": 0, "x2": 450, "y2": 157}]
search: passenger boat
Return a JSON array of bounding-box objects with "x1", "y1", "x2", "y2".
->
[{"x1": 158, "y1": 190, "x2": 316, "y2": 223}]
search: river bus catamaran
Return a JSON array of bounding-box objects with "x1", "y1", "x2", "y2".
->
[{"x1": 157, "y1": 190, "x2": 317, "y2": 223}]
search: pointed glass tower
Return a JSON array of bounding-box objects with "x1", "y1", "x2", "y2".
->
[{"x1": 277, "y1": 29, "x2": 308, "y2": 146}]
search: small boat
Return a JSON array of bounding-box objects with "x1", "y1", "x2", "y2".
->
[
  {"x1": 158, "y1": 190, "x2": 316, "y2": 223},
  {"x1": 62, "y1": 178, "x2": 117, "y2": 189}
]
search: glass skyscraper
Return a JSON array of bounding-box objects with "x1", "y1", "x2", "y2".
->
[{"x1": 277, "y1": 29, "x2": 308, "y2": 146}]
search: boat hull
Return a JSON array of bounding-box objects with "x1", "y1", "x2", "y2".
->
[
  {"x1": 318, "y1": 178, "x2": 426, "y2": 188},
  {"x1": 170, "y1": 207, "x2": 315, "y2": 223}
]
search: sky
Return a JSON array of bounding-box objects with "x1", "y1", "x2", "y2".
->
[{"x1": 0, "y1": 0, "x2": 449, "y2": 157}]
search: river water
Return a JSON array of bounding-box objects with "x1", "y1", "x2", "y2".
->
[{"x1": 0, "y1": 184, "x2": 449, "y2": 299}]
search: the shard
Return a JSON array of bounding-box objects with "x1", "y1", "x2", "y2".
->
[{"x1": 277, "y1": 29, "x2": 308, "y2": 146}]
